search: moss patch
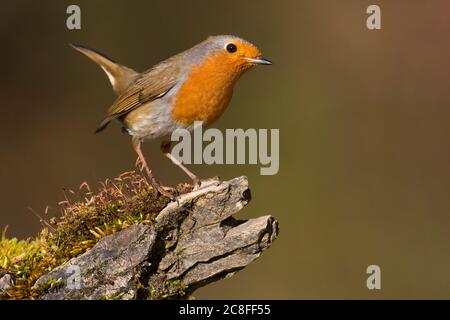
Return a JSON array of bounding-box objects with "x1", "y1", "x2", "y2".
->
[{"x1": 0, "y1": 171, "x2": 192, "y2": 300}]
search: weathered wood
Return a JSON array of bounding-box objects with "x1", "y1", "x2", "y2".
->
[{"x1": 33, "y1": 177, "x2": 279, "y2": 300}]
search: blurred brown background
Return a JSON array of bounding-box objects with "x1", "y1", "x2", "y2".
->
[{"x1": 1, "y1": 0, "x2": 450, "y2": 299}]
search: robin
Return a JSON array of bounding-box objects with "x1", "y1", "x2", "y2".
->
[{"x1": 71, "y1": 35, "x2": 272, "y2": 198}]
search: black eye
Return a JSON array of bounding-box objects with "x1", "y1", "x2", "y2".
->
[{"x1": 226, "y1": 43, "x2": 237, "y2": 53}]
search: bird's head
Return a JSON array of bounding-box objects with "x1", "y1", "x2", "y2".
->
[{"x1": 198, "y1": 35, "x2": 272, "y2": 75}]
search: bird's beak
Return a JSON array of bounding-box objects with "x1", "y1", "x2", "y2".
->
[{"x1": 246, "y1": 56, "x2": 273, "y2": 65}]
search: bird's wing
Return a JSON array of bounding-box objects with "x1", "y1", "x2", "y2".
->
[{"x1": 96, "y1": 56, "x2": 182, "y2": 132}]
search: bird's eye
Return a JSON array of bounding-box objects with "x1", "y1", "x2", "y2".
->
[{"x1": 226, "y1": 43, "x2": 237, "y2": 53}]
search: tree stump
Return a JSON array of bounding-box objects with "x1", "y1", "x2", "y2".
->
[{"x1": 31, "y1": 176, "x2": 279, "y2": 300}]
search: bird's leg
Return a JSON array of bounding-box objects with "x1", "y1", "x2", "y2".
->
[
  {"x1": 161, "y1": 140, "x2": 201, "y2": 188},
  {"x1": 132, "y1": 137, "x2": 174, "y2": 199},
  {"x1": 135, "y1": 156, "x2": 145, "y2": 172},
  {"x1": 132, "y1": 137, "x2": 153, "y2": 179}
]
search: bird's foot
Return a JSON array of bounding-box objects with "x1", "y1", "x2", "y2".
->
[
  {"x1": 149, "y1": 177, "x2": 177, "y2": 201},
  {"x1": 192, "y1": 176, "x2": 221, "y2": 191}
]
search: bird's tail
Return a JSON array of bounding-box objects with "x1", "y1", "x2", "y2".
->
[
  {"x1": 94, "y1": 116, "x2": 114, "y2": 133},
  {"x1": 70, "y1": 43, "x2": 139, "y2": 96}
]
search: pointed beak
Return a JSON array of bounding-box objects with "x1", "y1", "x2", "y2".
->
[{"x1": 246, "y1": 56, "x2": 273, "y2": 65}]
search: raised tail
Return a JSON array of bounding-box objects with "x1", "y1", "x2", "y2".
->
[{"x1": 70, "y1": 43, "x2": 139, "y2": 96}]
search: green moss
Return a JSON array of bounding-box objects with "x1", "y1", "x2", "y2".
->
[
  {"x1": 100, "y1": 292, "x2": 125, "y2": 300},
  {"x1": 34, "y1": 278, "x2": 63, "y2": 295},
  {"x1": 0, "y1": 171, "x2": 192, "y2": 300},
  {"x1": 149, "y1": 288, "x2": 159, "y2": 300},
  {"x1": 0, "y1": 230, "x2": 40, "y2": 270},
  {"x1": 165, "y1": 279, "x2": 188, "y2": 297}
]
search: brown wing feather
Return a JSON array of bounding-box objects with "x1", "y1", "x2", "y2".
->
[{"x1": 95, "y1": 55, "x2": 183, "y2": 132}]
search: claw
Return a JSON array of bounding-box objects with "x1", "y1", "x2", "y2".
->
[
  {"x1": 192, "y1": 177, "x2": 201, "y2": 191},
  {"x1": 150, "y1": 178, "x2": 176, "y2": 201},
  {"x1": 192, "y1": 176, "x2": 221, "y2": 191}
]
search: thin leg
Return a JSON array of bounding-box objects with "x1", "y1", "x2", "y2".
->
[
  {"x1": 161, "y1": 141, "x2": 200, "y2": 186},
  {"x1": 132, "y1": 136, "x2": 154, "y2": 179},
  {"x1": 132, "y1": 137, "x2": 174, "y2": 199}
]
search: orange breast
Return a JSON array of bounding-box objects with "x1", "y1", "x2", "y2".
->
[{"x1": 171, "y1": 54, "x2": 240, "y2": 125}]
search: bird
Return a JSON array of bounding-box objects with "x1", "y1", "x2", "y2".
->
[{"x1": 71, "y1": 35, "x2": 272, "y2": 198}]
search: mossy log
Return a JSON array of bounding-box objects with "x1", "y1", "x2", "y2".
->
[{"x1": 18, "y1": 176, "x2": 279, "y2": 300}]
